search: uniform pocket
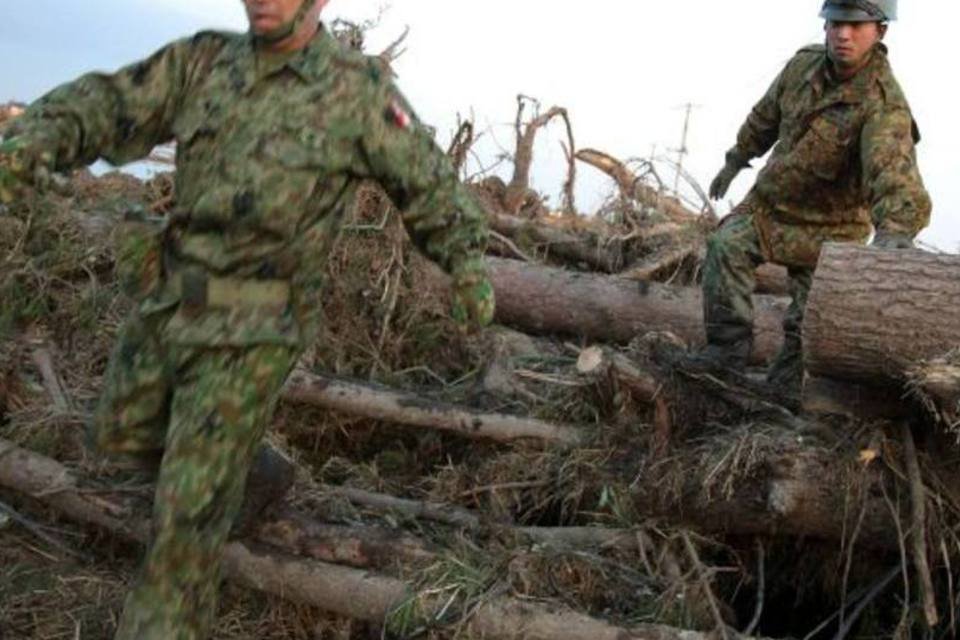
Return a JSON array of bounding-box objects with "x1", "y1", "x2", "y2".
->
[
  {"x1": 261, "y1": 112, "x2": 330, "y2": 169},
  {"x1": 800, "y1": 115, "x2": 853, "y2": 182},
  {"x1": 114, "y1": 210, "x2": 165, "y2": 301}
]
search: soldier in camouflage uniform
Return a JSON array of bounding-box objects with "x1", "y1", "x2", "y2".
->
[
  {"x1": 698, "y1": 0, "x2": 931, "y2": 390},
  {"x1": 0, "y1": 0, "x2": 494, "y2": 637}
]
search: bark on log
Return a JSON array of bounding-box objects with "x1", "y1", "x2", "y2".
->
[
  {"x1": 282, "y1": 370, "x2": 583, "y2": 446},
  {"x1": 804, "y1": 244, "x2": 960, "y2": 386},
  {"x1": 255, "y1": 509, "x2": 437, "y2": 569},
  {"x1": 488, "y1": 212, "x2": 623, "y2": 272},
  {"x1": 0, "y1": 439, "x2": 731, "y2": 640},
  {"x1": 487, "y1": 257, "x2": 787, "y2": 365},
  {"x1": 634, "y1": 439, "x2": 899, "y2": 551}
]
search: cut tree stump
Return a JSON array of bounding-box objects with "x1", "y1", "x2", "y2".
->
[
  {"x1": 804, "y1": 244, "x2": 960, "y2": 386},
  {"x1": 487, "y1": 257, "x2": 787, "y2": 365}
]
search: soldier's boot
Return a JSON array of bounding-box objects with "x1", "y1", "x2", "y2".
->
[
  {"x1": 232, "y1": 443, "x2": 295, "y2": 535},
  {"x1": 681, "y1": 338, "x2": 752, "y2": 375},
  {"x1": 766, "y1": 334, "x2": 804, "y2": 395},
  {"x1": 681, "y1": 319, "x2": 753, "y2": 375}
]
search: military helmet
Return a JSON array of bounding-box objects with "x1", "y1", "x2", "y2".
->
[{"x1": 820, "y1": 0, "x2": 897, "y2": 22}]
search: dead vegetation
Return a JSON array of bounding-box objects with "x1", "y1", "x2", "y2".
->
[{"x1": 2, "y1": 81, "x2": 960, "y2": 640}]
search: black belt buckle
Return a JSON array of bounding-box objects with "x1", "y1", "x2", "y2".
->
[{"x1": 180, "y1": 269, "x2": 208, "y2": 315}]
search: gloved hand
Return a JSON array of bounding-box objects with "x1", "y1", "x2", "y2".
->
[
  {"x1": 0, "y1": 138, "x2": 26, "y2": 204},
  {"x1": 709, "y1": 161, "x2": 743, "y2": 200},
  {"x1": 450, "y1": 257, "x2": 495, "y2": 331},
  {"x1": 871, "y1": 230, "x2": 914, "y2": 250}
]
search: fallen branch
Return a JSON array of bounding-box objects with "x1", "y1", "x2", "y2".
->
[
  {"x1": 255, "y1": 508, "x2": 437, "y2": 569},
  {"x1": 901, "y1": 422, "x2": 939, "y2": 628},
  {"x1": 282, "y1": 370, "x2": 583, "y2": 446},
  {"x1": 0, "y1": 497, "x2": 92, "y2": 562},
  {"x1": 621, "y1": 243, "x2": 701, "y2": 283},
  {"x1": 0, "y1": 439, "x2": 737, "y2": 640},
  {"x1": 329, "y1": 486, "x2": 483, "y2": 529},
  {"x1": 682, "y1": 531, "x2": 732, "y2": 640},
  {"x1": 330, "y1": 486, "x2": 650, "y2": 552},
  {"x1": 488, "y1": 212, "x2": 623, "y2": 272},
  {"x1": 446, "y1": 119, "x2": 475, "y2": 173},
  {"x1": 31, "y1": 347, "x2": 72, "y2": 415},
  {"x1": 575, "y1": 149, "x2": 698, "y2": 224}
]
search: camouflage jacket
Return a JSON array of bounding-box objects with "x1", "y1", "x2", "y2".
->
[
  {"x1": 726, "y1": 44, "x2": 931, "y2": 267},
  {"x1": 6, "y1": 29, "x2": 488, "y2": 346}
]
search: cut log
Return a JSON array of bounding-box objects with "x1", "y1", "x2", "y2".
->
[
  {"x1": 0, "y1": 439, "x2": 735, "y2": 640},
  {"x1": 282, "y1": 370, "x2": 583, "y2": 446},
  {"x1": 487, "y1": 257, "x2": 787, "y2": 365},
  {"x1": 576, "y1": 346, "x2": 661, "y2": 403},
  {"x1": 804, "y1": 244, "x2": 960, "y2": 386}
]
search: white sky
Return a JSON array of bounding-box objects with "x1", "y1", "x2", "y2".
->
[{"x1": 2, "y1": 1, "x2": 956, "y2": 251}]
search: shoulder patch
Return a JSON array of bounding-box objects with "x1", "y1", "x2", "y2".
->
[{"x1": 385, "y1": 98, "x2": 412, "y2": 130}]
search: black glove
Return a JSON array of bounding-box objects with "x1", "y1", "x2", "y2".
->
[
  {"x1": 871, "y1": 230, "x2": 914, "y2": 250},
  {"x1": 709, "y1": 160, "x2": 744, "y2": 200}
]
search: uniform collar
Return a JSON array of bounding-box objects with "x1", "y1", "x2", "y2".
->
[
  {"x1": 285, "y1": 26, "x2": 338, "y2": 82},
  {"x1": 806, "y1": 43, "x2": 888, "y2": 103},
  {"x1": 259, "y1": 25, "x2": 337, "y2": 84},
  {"x1": 224, "y1": 25, "x2": 337, "y2": 89}
]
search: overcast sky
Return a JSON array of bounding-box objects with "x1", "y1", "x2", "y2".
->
[{"x1": 2, "y1": 1, "x2": 956, "y2": 251}]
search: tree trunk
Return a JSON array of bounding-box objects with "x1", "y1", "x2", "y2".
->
[
  {"x1": 487, "y1": 257, "x2": 787, "y2": 365},
  {"x1": 804, "y1": 244, "x2": 960, "y2": 386},
  {"x1": 634, "y1": 436, "x2": 899, "y2": 551},
  {"x1": 282, "y1": 370, "x2": 583, "y2": 446}
]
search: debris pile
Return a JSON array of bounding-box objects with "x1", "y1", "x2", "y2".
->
[{"x1": 2, "y1": 93, "x2": 960, "y2": 640}]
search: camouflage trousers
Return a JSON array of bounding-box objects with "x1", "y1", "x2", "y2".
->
[
  {"x1": 89, "y1": 309, "x2": 298, "y2": 640},
  {"x1": 702, "y1": 212, "x2": 813, "y2": 370}
]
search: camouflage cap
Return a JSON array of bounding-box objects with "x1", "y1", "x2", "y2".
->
[{"x1": 820, "y1": 0, "x2": 897, "y2": 22}]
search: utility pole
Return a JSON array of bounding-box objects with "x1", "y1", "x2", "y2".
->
[{"x1": 672, "y1": 102, "x2": 699, "y2": 195}]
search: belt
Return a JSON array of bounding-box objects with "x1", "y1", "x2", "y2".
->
[{"x1": 178, "y1": 269, "x2": 290, "y2": 312}]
